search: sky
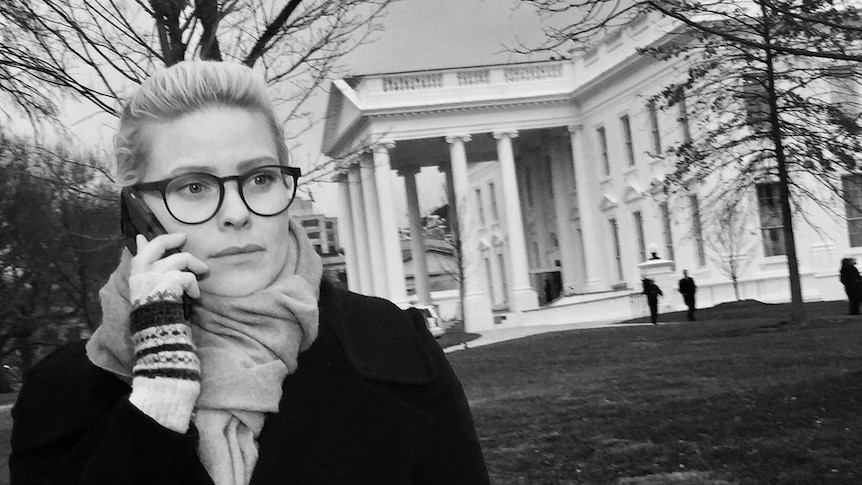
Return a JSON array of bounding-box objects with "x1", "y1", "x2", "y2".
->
[
  {"x1": 294, "y1": 0, "x2": 556, "y2": 220},
  {"x1": 50, "y1": 0, "x2": 557, "y2": 221},
  {"x1": 342, "y1": 0, "x2": 551, "y2": 75}
]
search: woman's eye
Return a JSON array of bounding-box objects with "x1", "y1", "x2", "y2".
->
[
  {"x1": 252, "y1": 172, "x2": 276, "y2": 186},
  {"x1": 177, "y1": 180, "x2": 212, "y2": 195}
]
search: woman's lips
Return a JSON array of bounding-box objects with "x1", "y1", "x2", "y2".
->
[{"x1": 210, "y1": 244, "x2": 264, "y2": 258}]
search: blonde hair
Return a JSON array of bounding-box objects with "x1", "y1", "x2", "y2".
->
[{"x1": 115, "y1": 61, "x2": 289, "y2": 185}]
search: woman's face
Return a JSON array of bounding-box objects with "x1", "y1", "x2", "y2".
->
[{"x1": 138, "y1": 106, "x2": 292, "y2": 297}]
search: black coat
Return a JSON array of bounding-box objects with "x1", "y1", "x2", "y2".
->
[{"x1": 10, "y1": 279, "x2": 490, "y2": 485}]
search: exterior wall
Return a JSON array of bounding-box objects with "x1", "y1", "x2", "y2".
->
[
  {"x1": 469, "y1": 161, "x2": 514, "y2": 310},
  {"x1": 323, "y1": 13, "x2": 862, "y2": 327}
]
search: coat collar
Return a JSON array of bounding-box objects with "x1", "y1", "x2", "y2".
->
[{"x1": 251, "y1": 280, "x2": 435, "y2": 483}]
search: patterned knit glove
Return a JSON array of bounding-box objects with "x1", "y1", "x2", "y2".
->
[{"x1": 128, "y1": 270, "x2": 201, "y2": 433}]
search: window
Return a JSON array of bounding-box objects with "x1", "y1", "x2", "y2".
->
[
  {"x1": 484, "y1": 257, "x2": 495, "y2": 303},
  {"x1": 525, "y1": 166, "x2": 534, "y2": 208},
  {"x1": 756, "y1": 183, "x2": 787, "y2": 256},
  {"x1": 488, "y1": 182, "x2": 499, "y2": 221},
  {"x1": 648, "y1": 98, "x2": 661, "y2": 154},
  {"x1": 620, "y1": 115, "x2": 635, "y2": 165},
  {"x1": 829, "y1": 66, "x2": 861, "y2": 116},
  {"x1": 609, "y1": 218, "x2": 624, "y2": 281},
  {"x1": 659, "y1": 202, "x2": 676, "y2": 264},
  {"x1": 633, "y1": 211, "x2": 646, "y2": 261},
  {"x1": 475, "y1": 188, "x2": 485, "y2": 225},
  {"x1": 844, "y1": 175, "x2": 862, "y2": 247},
  {"x1": 597, "y1": 126, "x2": 610, "y2": 175},
  {"x1": 676, "y1": 87, "x2": 691, "y2": 143},
  {"x1": 497, "y1": 253, "x2": 509, "y2": 307},
  {"x1": 689, "y1": 195, "x2": 707, "y2": 265},
  {"x1": 742, "y1": 73, "x2": 769, "y2": 132}
]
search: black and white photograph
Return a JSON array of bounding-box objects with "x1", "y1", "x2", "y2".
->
[{"x1": 2, "y1": 0, "x2": 862, "y2": 483}]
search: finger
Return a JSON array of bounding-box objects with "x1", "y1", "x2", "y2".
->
[
  {"x1": 174, "y1": 271, "x2": 201, "y2": 299},
  {"x1": 152, "y1": 252, "x2": 210, "y2": 276},
  {"x1": 130, "y1": 234, "x2": 151, "y2": 275},
  {"x1": 139, "y1": 233, "x2": 187, "y2": 262},
  {"x1": 136, "y1": 234, "x2": 148, "y2": 253}
]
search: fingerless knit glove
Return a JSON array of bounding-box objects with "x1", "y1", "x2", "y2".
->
[{"x1": 127, "y1": 270, "x2": 201, "y2": 433}]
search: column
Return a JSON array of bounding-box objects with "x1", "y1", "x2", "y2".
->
[
  {"x1": 372, "y1": 142, "x2": 409, "y2": 305},
  {"x1": 548, "y1": 137, "x2": 579, "y2": 294},
  {"x1": 446, "y1": 134, "x2": 494, "y2": 332},
  {"x1": 335, "y1": 172, "x2": 359, "y2": 291},
  {"x1": 347, "y1": 164, "x2": 373, "y2": 294},
  {"x1": 317, "y1": 216, "x2": 329, "y2": 255},
  {"x1": 569, "y1": 124, "x2": 603, "y2": 291},
  {"x1": 494, "y1": 130, "x2": 539, "y2": 311},
  {"x1": 402, "y1": 166, "x2": 432, "y2": 306},
  {"x1": 359, "y1": 154, "x2": 388, "y2": 297}
]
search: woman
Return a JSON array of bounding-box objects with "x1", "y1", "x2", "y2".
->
[
  {"x1": 10, "y1": 61, "x2": 490, "y2": 485},
  {"x1": 839, "y1": 257, "x2": 861, "y2": 315}
]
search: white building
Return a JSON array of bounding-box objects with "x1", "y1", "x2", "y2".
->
[{"x1": 321, "y1": 13, "x2": 855, "y2": 331}]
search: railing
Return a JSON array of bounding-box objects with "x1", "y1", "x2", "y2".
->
[
  {"x1": 376, "y1": 61, "x2": 568, "y2": 93},
  {"x1": 382, "y1": 73, "x2": 444, "y2": 92},
  {"x1": 629, "y1": 292, "x2": 649, "y2": 319},
  {"x1": 457, "y1": 69, "x2": 490, "y2": 86},
  {"x1": 503, "y1": 63, "x2": 564, "y2": 82}
]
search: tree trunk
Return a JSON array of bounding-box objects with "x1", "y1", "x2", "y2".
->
[{"x1": 760, "y1": 0, "x2": 805, "y2": 324}]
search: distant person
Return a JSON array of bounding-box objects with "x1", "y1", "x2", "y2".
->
[
  {"x1": 678, "y1": 270, "x2": 697, "y2": 321},
  {"x1": 839, "y1": 257, "x2": 862, "y2": 315},
  {"x1": 642, "y1": 278, "x2": 663, "y2": 325}
]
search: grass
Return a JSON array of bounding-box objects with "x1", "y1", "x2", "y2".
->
[
  {"x1": 446, "y1": 299, "x2": 862, "y2": 484},
  {"x1": 1, "y1": 299, "x2": 860, "y2": 484},
  {"x1": 436, "y1": 319, "x2": 481, "y2": 348}
]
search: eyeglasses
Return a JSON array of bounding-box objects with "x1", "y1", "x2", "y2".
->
[{"x1": 133, "y1": 165, "x2": 301, "y2": 224}]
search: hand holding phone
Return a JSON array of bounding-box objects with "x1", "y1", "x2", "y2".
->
[
  {"x1": 121, "y1": 188, "x2": 207, "y2": 275},
  {"x1": 120, "y1": 188, "x2": 208, "y2": 316}
]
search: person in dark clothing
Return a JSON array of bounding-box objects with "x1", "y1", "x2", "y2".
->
[
  {"x1": 642, "y1": 278, "x2": 663, "y2": 325},
  {"x1": 839, "y1": 257, "x2": 862, "y2": 315},
  {"x1": 678, "y1": 270, "x2": 697, "y2": 321},
  {"x1": 10, "y1": 61, "x2": 489, "y2": 485}
]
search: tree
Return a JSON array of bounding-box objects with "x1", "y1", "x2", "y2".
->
[
  {"x1": 705, "y1": 198, "x2": 757, "y2": 300},
  {"x1": 0, "y1": 134, "x2": 120, "y2": 380},
  {"x1": 521, "y1": 0, "x2": 862, "y2": 324},
  {"x1": 0, "y1": 0, "x2": 396, "y2": 133}
]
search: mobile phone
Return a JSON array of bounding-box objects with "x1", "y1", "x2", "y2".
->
[
  {"x1": 120, "y1": 188, "x2": 192, "y2": 316},
  {"x1": 120, "y1": 188, "x2": 177, "y2": 257}
]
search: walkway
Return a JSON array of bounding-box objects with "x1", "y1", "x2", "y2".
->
[{"x1": 443, "y1": 320, "x2": 648, "y2": 353}]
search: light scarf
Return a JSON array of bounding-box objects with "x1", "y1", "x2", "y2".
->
[{"x1": 86, "y1": 218, "x2": 323, "y2": 485}]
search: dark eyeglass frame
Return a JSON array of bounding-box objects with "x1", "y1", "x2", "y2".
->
[{"x1": 132, "y1": 165, "x2": 301, "y2": 225}]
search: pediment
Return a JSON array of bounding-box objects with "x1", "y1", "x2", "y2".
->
[
  {"x1": 599, "y1": 193, "x2": 619, "y2": 211},
  {"x1": 321, "y1": 79, "x2": 365, "y2": 157},
  {"x1": 647, "y1": 175, "x2": 666, "y2": 197},
  {"x1": 622, "y1": 184, "x2": 644, "y2": 203}
]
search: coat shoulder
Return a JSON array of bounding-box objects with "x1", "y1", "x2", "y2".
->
[
  {"x1": 11, "y1": 340, "x2": 127, "y2": 451},
  {"x1": 325, "y1": 286, "x2": 441, "y2": 385}
]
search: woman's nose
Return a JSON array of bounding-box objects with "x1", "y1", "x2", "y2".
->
[{"x1": 217, "y1": 181, "x2": 252, "y2": 229}]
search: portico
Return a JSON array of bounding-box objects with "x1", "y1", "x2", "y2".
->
[{"x1": 321, "y1": 61, "x2": 602, "y2": 331}]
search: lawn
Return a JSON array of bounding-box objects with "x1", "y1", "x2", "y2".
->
[
  {"x1": 448, "y1": 299, "x2": 862, "y2": 484},
  {"x1": 1, "y1": 299, "x2": 860, "y2": 484}
]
